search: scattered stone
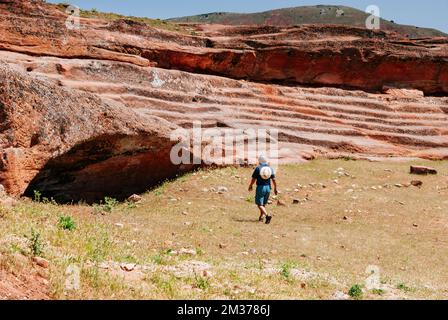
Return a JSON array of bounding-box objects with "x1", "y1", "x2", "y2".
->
[
  {"x1": 413, "y1": 223, "x2": 419, "y2": 228},
  {"x1": 184, "y1": 221, "x2": 192, "y2": 226},
  {"x1": 179, "y1": 248, "x2": 197, "y2": 256},
  {"x1": 411, "y1": 180, "x2": 423, "y2": 188},
  {"x1": 120, "y1": 263, "x2": 136, "y2": 272},
  {"x1": 217, "y1": 186, "x2": 229, "y2": 194},
  {"x1": 410, "y1": 166, "x2": 437, "y2": 175},
  {"x1": 394, "y1": 183, "x2": 403, "y2": 188},
  {"x1": 182, "y1": 211, "x2": 189, "y2": 216},
  {"x1": 343, "y1": 216, "x2": 349, "y2": 220},
  {"x1": 201, "y1": 188, "x2": 209, "y2": 193},
  {"x1": 219, "y1": 243, "x2": 228, "y2": 249},
  {"x1": 202, "y1": 270, "x2": 212, "y2": 278},
  {"x1": 114, "y1": 223, "x2": 124, "y2": 228},
  {"x1": 293, "y1": 199, "x2": 301, "y2": 204},
  {"x1": 32, "y1": 256, "x2": 49, "y2": 269},
  {"x1": 267, "y1": 200, "x2": 273, "y2": 205},
  {"x1": 127, "y1": 194, "x2": 142, "y2": 203}
]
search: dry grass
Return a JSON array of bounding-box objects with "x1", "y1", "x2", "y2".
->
[
  {"x1": 53, "y1": 3, "x2": 192, "y2": 34},
  {"x1": 1, "y1": 159, "x2": 448, "y2": 299}
]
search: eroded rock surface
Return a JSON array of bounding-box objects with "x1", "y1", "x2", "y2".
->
[
  {"x1": 0, "y1": 63, "x2": 190, "y2": 202},
  {"x1": 1, "y1": 0, "x2": 448, "y2": 201}
]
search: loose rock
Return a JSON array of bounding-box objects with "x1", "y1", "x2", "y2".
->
[
  {"x1": 127, "y1": 194, "x2": 142, "y2": 203},
  {"x1": 410, "y1": 166, "x2": 437, "y2": 175},
  {"x1": 411, "y1": 180, "x2": 423, "y2": 188},
  {"x1": 32, "y1": 256, "x2": 50, "y2": 269},
  {"x1": 217, "y1": 186, "x2": 229, "y2": 194},
  {"x1": 120, "y1": 263, "x2": 136, "y2": 272}
]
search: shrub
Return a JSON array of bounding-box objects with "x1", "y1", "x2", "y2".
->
[
  {"x1": 33, "y1": 190, "x2": 42, "y2": 202},
  {"x1": 194, "y1": 273, "x2": 210, "y2": 290},
  {"x1": 58, "y1": 215, "x2": 76, "y2": 231},
  {"x1": 348, "y1": 284, "x2": 363, "y2": 299},
  {"x1": 371, "y1": 288, "x2": 385, "y2": 295},
  {"x1": 280, "y1": 262, "x2": 297, "y2": 281},
  {"x1": 28, "y1": 229, "x2": 44, "y2": 257}
]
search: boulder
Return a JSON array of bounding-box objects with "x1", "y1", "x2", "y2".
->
[
  {"x1": 410, "y1": 166, "x2": 438, "y2": 175},
  {"x1": 411, "y1": 180, "x2": 423, "y2": 188},
  {"x1": 127, "y1": 194, "x2": 143, "y2": 203}
]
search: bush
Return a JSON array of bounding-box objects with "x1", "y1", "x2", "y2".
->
[
  {"x1": 58, "y1": 215, "x2": 76, "y2": 231},
  {"x1": 28, "y1": 229, "x2": 44, "y2": 257},
  {"x1": 194, "y1": 273, "x2": 210, "y2": 290},
  {"x1": 348, "y1": 284, "x2": 363, "y2": 299},
  {"x1": 103, "y1": 197, "x2": 119, "y2": 213}
]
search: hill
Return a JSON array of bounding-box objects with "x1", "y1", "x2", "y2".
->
[{"x1": 170, "y1": 5, "x2": 447, "y2": 39}]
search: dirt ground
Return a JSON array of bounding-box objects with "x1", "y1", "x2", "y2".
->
[{"x1": 0, "y1": 159, "x2": 447, "y2": 300}]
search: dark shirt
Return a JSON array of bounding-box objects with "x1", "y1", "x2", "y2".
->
[{"x1": 252, "y1": 164, "x2": 276, "y2": 186}]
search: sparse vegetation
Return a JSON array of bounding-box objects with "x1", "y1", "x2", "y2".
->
[
  {"x1": 1, "y1": 160, "x2": 447, "y2": 299},
  {"x1": 371, "y1": 288, "x2": 385, "y2": 296},
  {"x1": 194, "y1": 273, "x2": 210, "y2": 291},
  {"x1": 280, "y1": 262, "x2": 296, "y2": 281},
  {"x1": 348, "y1": 284, "x2": 363, "y2": 299},
  {"x1": 397, "y1": 283, "x2": 413, "y2": 293},
  {"x1": 103, "y1": 197, "x2": 119, "y2": 213},
  {"x1": 54, "y1": 3, "x2": 189, "y2": 34},
  {"x1": 27, "y1": 228, "x2": 44, "y2": 257},
  {"x1": 58, "y1": 215, "x2": 76, "y2": 231},
  {"x1": 33, "y1": 190, "x2": 41, "y2": 202}
]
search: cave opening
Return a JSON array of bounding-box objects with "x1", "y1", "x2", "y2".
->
[{"x1": 23, "y1": 134, "x2": 194, "y2": 204}]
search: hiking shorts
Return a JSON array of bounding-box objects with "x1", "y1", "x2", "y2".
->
[{"x1": 255, "y1": 185, "x2": 271, "y2": 206}]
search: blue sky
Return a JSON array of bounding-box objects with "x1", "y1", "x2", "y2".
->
[{"x1": 48, "y1": 0, "x2": 448, "y2": 33}]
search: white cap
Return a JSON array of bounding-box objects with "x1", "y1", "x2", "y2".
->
[{"x1": 258, "y1": 155, "x2": 268, "y2": 164}]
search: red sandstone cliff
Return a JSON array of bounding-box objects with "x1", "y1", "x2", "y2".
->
[{"x1": 1, "y1": 0, "x2": 448, "y2": 201}]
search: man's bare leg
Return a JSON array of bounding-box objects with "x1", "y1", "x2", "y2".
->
[{"x1": 258, "y1": 205, "x2": 267, "y2": 221}]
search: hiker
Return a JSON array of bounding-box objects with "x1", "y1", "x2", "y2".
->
[{"x1": 248, "y1": 155, "x2": 278, "y2": 224}]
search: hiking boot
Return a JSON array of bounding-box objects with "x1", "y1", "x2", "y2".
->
[
  {"x1": 259, "y1": 217, "x2": 264, "y2": 222},
  {"x1": 265, "y1": 216, "x2": 272, "y2": 225}
]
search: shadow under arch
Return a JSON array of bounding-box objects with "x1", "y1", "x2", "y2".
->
[{"x1": 23, "y1": 133, "x2": 195, "y2": 204}]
